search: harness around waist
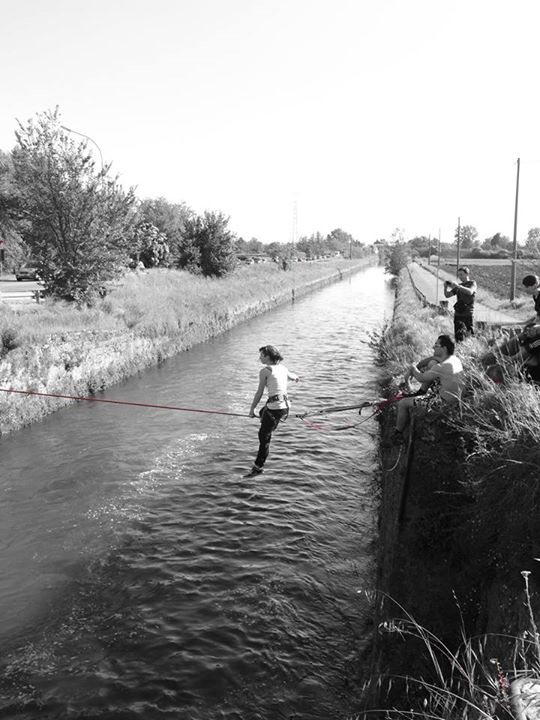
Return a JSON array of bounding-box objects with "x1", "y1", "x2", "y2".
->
[{"x1": 267, "y1": 394, "x2": 288, "y2": 404}]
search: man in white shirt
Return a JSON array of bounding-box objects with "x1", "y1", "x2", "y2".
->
[{"x1": 395, "y1": 334, "x2": 464, "y2": 437}]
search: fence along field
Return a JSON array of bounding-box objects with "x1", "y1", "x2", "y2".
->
[{"x1": 438, "y1": 258, "x2": 540, "y2": 301}]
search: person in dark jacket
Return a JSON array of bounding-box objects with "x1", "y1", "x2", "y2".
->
[{"x1": 444, "y1": 266, "x2": 477, "y2": 342}]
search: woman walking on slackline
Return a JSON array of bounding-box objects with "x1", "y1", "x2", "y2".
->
[{"x1": 245, "y1": 345, "x2": 299, "y2": 478}]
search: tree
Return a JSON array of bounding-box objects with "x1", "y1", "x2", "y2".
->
[
  {"x1": 454, "y1": 225, "x2": 478, "y2": 249},
  {"x1": 490, "y1": 232, "x2": 511, "y2": 250},
  {"x1": 0, "y1": 150, "x2": 29, "y2": 270},
  {"x1": 391, "y1": 228, "x2": 406, "y2": 245},
  {"x1": 131, "y1": 220, "x2": 170, "y2": 267},
  {"x1": 11, "y1": 108, "x2": 136, "y2": 302},
  {"x1": 182, "y1": 210, "x2": 236, "y2": 277},
  {"x1": 384, "y1": 242, "x2": 410, "y2": 277},
  {"x1": 525, "y1": 227, "x2": 540, "y2": 257},
  {"x1": 266, "y1": 242, "x2": 282, "y2": 260},
  {"x1": 408, "y1": 235, "x2": 431, "y2": 257},
  {"x1": 246, "y1": 237, "x2": 264, "y2": 254},
  {"x1": 327, "y1": 228, "x2": 353, "y2": 253},
  {"x1": 0, "y1": 150, "x2": 18, "y2": 229},
  {"x1": 138, "y1": 196, "x2": 193, "y2": 266}
]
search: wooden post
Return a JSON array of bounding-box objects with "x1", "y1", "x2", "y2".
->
[
  {"x1": 436, "y1": 229, "x2": 441, "y2": 304},
  {"x1": 510, "y1": 158, "x2": 520, "y2": 301}
]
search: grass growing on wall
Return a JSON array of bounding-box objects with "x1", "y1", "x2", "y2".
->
[{"x1": 368, "y1": 268, "x2": 540, "y2": 718}]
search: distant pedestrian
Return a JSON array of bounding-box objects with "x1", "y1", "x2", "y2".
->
[
  {"x1": 444, "y1": 266, "x2": 477, "y2": 342},
  {"x1": 246, "y1": 345, "x2": 299, "y2": 477}
]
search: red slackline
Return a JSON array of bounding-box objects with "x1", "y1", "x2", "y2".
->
[
  {"x1": 0, "y1": 389, "x2": 406, "y2": 424},
  {"x1": 0, "y1": 387, "x2": 249, "y2": 418}
]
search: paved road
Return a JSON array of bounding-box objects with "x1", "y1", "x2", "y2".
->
[
  {"x1": 408, "y1": 262, "x2": 523, "y2": 326},
  {"x1": 0, "y1": 274, "x2": 43, "y2": 304}
]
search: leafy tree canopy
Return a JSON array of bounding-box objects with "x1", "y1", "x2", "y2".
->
[
  {"x1": 384, "y1": 242, "x2": 410, "y2": 277},
  {"x1": 454, "y1": 225, "x2": 478, "y2": 249},
  {"x1": 182, "y1": 210, "x2": 237, "y2": 277},
  {"x1": 138, "y1": 197, "x2": 193, "y2": 266},
  {"x1": 481, "y1": 232, "x2": 511, "y2": 251},
  {"x1": 11, "y1": 107, "x2": 136, "y2": 303},
  {"x1": 131, "y1": 220, "x2": 170, "y2": 268},
  {"x1": 525, "y1": 227, "x2": 540, "y2": 257}
]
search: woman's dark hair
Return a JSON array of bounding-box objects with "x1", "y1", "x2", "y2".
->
[
  {"x1": 259, "y1": 345, "x2": 283, "y2": 363},
  {"x1": 437, "y1": 334, "x2": 455, "y2": 356},
  {"x1": 522, "y1": 274, "x2": 540, "y2": 287}
]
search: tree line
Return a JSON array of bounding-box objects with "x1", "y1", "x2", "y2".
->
[
  {"x1": 405, "y1": 224, "x2": 540, "y2": 260},
  {"x1": 382, "y1": 223, "x2": 540, "y2": 279},
  {"x1": 236, "y1": 229, "x2": 365, "y2": 263},
  {"x1": 0, "y1": 108, "x2": 365, "y2": 304}
]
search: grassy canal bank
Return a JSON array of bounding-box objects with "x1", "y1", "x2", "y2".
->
[
  {"x1": 0, "y1": 257, "x2": 374, "y2": 436},
  {"x1": 361, "y1": 271, "x2": 540, "y2": 718}
]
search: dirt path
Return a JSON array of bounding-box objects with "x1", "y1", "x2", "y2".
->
[{"x1": 407, "y1": 261, "x2": 524, "y2": 325}]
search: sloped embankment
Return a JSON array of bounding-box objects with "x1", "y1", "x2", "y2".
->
[{"x1": 363, "y1": 270, "x2": 540, "y2": 714}]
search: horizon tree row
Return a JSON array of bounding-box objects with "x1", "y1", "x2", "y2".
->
[
  {"x1": 0, "y1": 108, "x2": 367, "y2": 304},
  {"x1": 379, "y1": 225, "x2": 540, "y2": 260}
]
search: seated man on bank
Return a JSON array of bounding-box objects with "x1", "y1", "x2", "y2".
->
[
  {"x1": 401, "y1": 353, "x2": 438, "y2": 396},
  {"x1": 395, "y1": 334, "x2": 464, "y2": 438}
]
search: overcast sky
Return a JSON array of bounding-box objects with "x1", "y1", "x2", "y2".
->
[{"x1": 2, "y1": 0, "x2": 539, "y2": 245}]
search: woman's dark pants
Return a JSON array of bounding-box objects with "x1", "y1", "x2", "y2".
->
[{"x1": 254, "y1": 407, "x2": 288, "y2": 468}]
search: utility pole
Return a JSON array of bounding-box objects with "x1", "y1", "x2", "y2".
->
[
  {"x1": 427, "y1": 234, "x2": 431, "y2": 265},
  {"x1": 436, "y1": 229, "x2": 441, "y2": 303},
  {"x1": 510, "y1": 157, "x2": 520, "y2": 301},
  {"x1": 456, "y1": 217, "x2": 461, "y2": 276}
]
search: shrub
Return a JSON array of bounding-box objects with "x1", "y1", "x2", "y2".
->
[
  {"x1": 384, "y1": 243, "x2": 411, "y2": 277},
  {"x1": 1, "y1": 327, "x2": 19, "y2": 356}
]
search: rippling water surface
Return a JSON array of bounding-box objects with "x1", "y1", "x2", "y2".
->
[{"x1": 0, "y1": 265, "x2": 394, "y2": 719}]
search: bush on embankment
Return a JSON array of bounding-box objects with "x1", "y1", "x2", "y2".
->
[
  {"x1": 0, "y1": 258, "x2": 372, "y2": 435},
  {"x1": 365, "y1": 270, "x2": 540, "y2": 717}
]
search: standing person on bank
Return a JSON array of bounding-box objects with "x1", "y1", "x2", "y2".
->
[
  {"x1": 444, "y1": 266, "x2": 477, "y2": 342},
  {"x1": 246, "y1": 345, "x2": 299, "y2": 478}
]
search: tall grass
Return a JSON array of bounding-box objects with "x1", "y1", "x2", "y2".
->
[
  {"x1": 370, "y1": 268, "x2": 540, "y2": 717},
  {"x1": 1, "y1": 259, "x2": 362, "y2": 344},
  {"x1": 378, "y1": 274, "x2": 453, "y2": 380},
  {"x1": 359, "y1": 581, "x2": 540, "y2": 720}
]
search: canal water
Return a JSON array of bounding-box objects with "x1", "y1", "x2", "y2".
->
[{"x1": 0, "y1": 265, "x2": 394, "y2": 719}]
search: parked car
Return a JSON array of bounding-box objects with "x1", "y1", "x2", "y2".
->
[{"x1": 15, "y1": 263, "x2": 39, "y2": 281}]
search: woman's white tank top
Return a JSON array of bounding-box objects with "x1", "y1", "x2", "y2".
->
[{"x1": 265, "y1": 364, "x2": 289, "y2": 409}]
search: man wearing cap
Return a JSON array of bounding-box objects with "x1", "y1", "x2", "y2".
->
[{"x1": 444, "y1": 266, "x2": 477, "y2": 342}]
